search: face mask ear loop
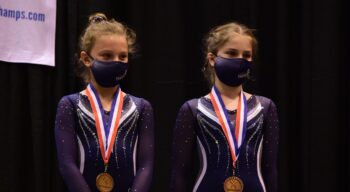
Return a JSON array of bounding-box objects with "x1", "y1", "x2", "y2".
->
[
  {"x1": 85, "y1": 52, "x2": 94, "y2": 62},
  {"x1": 210, "y1": 53, "x2": 218, "y2": 67}
]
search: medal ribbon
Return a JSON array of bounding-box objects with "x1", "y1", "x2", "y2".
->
[
  {"x1": 85, "y1": 84, "x2": 124, "y2": 164},
  {"x1": 209, "y1": 86, "x2": 247, "y2": 166}
]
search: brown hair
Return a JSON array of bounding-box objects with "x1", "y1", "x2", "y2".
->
[
  {"x1": 202, "y1": 22, "x2": 258, "y2": 85},
  {"x1": 76, "y1": 12, "x2": 136, "y2": 83}
]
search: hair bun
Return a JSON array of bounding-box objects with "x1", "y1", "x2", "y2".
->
[{"x1": 88, "y1": 13, "x2": 107, "y2": 24}]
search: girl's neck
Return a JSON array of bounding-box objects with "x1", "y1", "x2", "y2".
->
[{"x1": 213, "y1": 77, "x2": 243, "y2": 111}]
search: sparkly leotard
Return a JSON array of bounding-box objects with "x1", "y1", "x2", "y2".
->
[
  {"x1": 170, "y1": 95, "x2": 279, "y2": 192},
  {"x1": 55, "y1": 92, "x2": 154, "y2": 192}
]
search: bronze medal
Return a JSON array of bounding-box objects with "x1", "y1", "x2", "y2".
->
[
  {"x1": 224, "y1": 176, "x2": 244, "y2": 192},
  {"x1": 96, "y1": 172, "x2": 114, "y2": 192}
]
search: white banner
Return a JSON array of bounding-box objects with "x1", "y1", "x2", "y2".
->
[{"x1": 0, "y1": 0, "x2": 56, "y2": 67}]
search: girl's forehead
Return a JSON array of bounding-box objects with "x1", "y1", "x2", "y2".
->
[
  {"x1": 220, "y1": 34, "x2": 253, "y2": 50},
  {"x1": 95, "y1": 34, "x2": 127, "y2": 42},
  {"x1": 93, "y1": 35, "x2": 128, "y2": 49}
]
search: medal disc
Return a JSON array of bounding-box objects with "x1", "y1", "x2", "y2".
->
[
  {"x1": 224, "y1": 176, "x2": 244, "y2": 192},
  {"x1": 96, "y1": 172, "x2": 114, "y2": 192}
]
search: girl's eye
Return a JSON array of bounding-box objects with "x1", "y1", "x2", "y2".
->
[
  {"x1": 102, "y1": 53, "x2": 113, "y2": 59},
  {"x1": 119, "y1": 54, "x2": 128, "y2": 60},
  {"x1": 243, "y1": 53, "x2": 252, "y2": 59},
  {"x1": 226, "y1": 50, "x2": 238, "y2": 57}
]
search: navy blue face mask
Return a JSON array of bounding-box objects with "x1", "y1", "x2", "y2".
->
[
  {"x1": 89, "y1": 57, "x2": 128, "y2": 87},
  {"x1": 214, "y1": 56, "x2": 252, "y2": 87}
]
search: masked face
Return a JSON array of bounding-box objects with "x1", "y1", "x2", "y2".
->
[
  {"x1": 82, "y1": 34, "x2": 129, "y2": 87},
  {"x1": 210, "y1": 34, "x2": 254, "y2": 87},
  {"x1": 214, "y1": 56, "x2": 252, "y2": 87},
  {"x1": 90, "y1": 58, "x2": 128, "y2": 87}
]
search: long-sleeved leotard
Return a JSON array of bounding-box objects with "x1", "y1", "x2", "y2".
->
[
  {"x1": 170, "y1": 95, "x2": 279, "y2": 192},
  {"x1": 55, "y1": 92, "x2": 154, "y2": 192}
]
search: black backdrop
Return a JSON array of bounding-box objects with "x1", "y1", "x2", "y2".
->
[{"x1": 0, "y1": 0, "x2": 349, "y2": 191}]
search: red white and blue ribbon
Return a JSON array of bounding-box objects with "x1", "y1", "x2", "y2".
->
[
  {"x1": 85, "y1": 84, "x2": 124, "y2": 164},
  {"x1": 209, "y1": 86, "x2": 247, "y2": 166}
]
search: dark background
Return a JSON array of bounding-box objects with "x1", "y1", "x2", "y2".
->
[{"x1": 0, "y1": 0, "x2": 349, "y2": 191}]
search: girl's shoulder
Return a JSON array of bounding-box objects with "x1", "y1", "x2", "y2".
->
[
  {"x1": 58, "y1": 92, "x2": 81, "y2": 105},
  {"x1": 253, "y1": 95, "x2": 278, "y2": 116},
  {"x1": 253, "y1": 95, "x2": 276, "y2": 107},
  {"x1": 126, "y1": 94, "x2": 153, "y2": 110}
]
